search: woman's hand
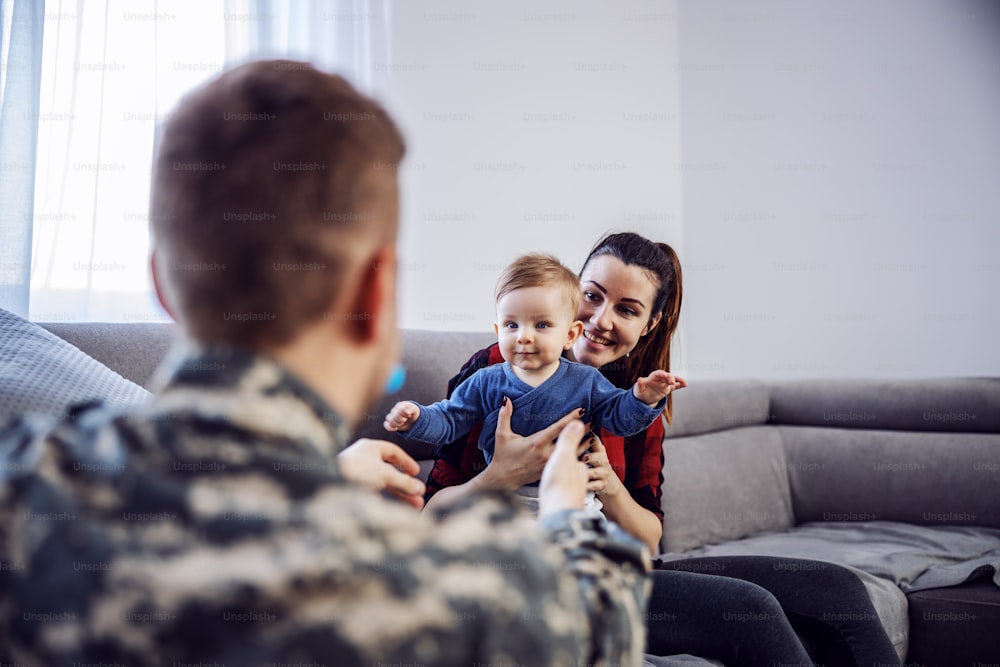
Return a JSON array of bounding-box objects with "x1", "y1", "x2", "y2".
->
[
  {"x1": 423, "y1": 400, "x2": 590, "y2": 511},
  {"x1": 485, "y1": 398, "x2": 586, "y2": 490},
  {"x1": 581, "y1": 434, "x2": 624, "y2": 499},
  {"x1": 337, "y1": 438, "x2": 426, "y2": 509},
  {"x1": 582, "y1": 432, "x2": 662, "y2": 553}
]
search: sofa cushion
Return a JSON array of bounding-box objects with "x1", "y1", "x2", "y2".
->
[
  {"x1": 654, "y1": 552, "x2": 909, "y2": 662},
  {"x1": 0, "y1": 309, "x2": 151, "y2": 423},
  {"x1": 659, "y1": 522, "x2": 1000, "y2": 661},
  {"x1": 663, "y1": 521, "x2": 1000, "y2": 593},
  {"x1": 661, "y1": 425, "x2": 794, "y2": 553},
  {"x1": 843, "y1": 565, "x2": 910, "y2": 661},
  {"x1": 657, "y1": 520, "x2": 997, "y2": 661},
  {"x1": 768, "y1": 378, "x2": 1000, "y2": 434},
  {"x1": 668, "y1": 379, "x2": 772, "y2": 438},
  {"x1": 779, "y1": 426, "x2": 1000, "y2": 528},
  {"x1": 39, "y1": 321, "x2": 177, "y2": 388},
  {"x1": 352, "y1": 329, "x2": 496, "y2": 461}
]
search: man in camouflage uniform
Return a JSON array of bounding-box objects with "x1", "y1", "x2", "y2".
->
[{"x1": 0, "y1": 60, "x2": 650, "y2": 666}]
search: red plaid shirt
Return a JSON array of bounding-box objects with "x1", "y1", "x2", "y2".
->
[{"x1": 425, "y1": 343, "x2": 665, "y2": 523}]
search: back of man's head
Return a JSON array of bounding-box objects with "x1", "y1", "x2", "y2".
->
[{"x1": 150, "y1": 59, "x2": 405, "y2": 346}]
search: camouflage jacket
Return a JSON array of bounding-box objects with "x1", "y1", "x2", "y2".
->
[{"x1": 0, "y1": 345, "x2": 650, "y2": 666}]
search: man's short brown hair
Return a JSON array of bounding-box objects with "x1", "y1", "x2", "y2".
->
[
  {"x1": 151, "y1": 59, "x2": 405, "y2": 345},
  {"x1": 494, "y1": 253, "x2": 581, "y2": 319}
]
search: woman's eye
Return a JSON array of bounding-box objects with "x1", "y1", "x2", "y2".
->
[
  {"x1": 618, "y1": 307, "x2": 637, "y2": 317},
  {"x1": 583, "y1": 291, "x2": 600, "y2": 302}
]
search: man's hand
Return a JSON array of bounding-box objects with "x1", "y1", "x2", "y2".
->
[
  {"x1": 337, "y1": 439, "x2": 425, "y2": 509},
  {"x1": 538, "y1": 420, "x2": 590, "y2": 517},
  {"x1": 633, "y1": 370, "x2": 688, "y2": 406},
  {"x1": 383, "y1": 401, "x2": 420, "y2": 432}
]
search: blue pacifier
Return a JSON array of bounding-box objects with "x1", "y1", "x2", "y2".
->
[{"x1": 384, "y1": 363, "x2": 407, "y2": 394}]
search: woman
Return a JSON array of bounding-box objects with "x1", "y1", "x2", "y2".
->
[{"x1": 425, "y1": 232, "x2": 900, "y2": 667}]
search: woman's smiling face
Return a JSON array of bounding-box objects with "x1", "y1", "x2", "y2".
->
[{"x1": 569, "y1": 254, "x2": 661, "y2": 369}]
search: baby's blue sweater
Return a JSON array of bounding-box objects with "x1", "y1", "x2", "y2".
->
[{"x1": 404, "y1": 358, "x2": 664, "y2": 462}]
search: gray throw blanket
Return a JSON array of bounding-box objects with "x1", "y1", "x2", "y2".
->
[{"x1": 661, "y1": 520, "x2": 1000, "y2": 592}]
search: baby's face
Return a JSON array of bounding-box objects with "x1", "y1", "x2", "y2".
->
[{"x1": 495, "y1": 286, "x2": 578, "y2": 373}]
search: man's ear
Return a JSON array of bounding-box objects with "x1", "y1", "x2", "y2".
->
[
  {"x1": 565, "y1": 320, "x2": 584, "y2": 349},
  {"x1": 150, "y1": 250, "x2": 177, "y2": 321},
  {"x1": 345, "y1": 245, "x2": 395, "y2": 345},
  {"x1": 642, "y1": 312, "x2": 662, "y2": 337}
]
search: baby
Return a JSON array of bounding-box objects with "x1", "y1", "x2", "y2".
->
[{"x1": 384, "y1": 254, "x2": 677, "y2": 508}]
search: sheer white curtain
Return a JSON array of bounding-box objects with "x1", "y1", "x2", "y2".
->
[
  {"x1": 226, "y1": 0, "x2": 389, "y2": 88},
  {"x1": 0, "y1": 0, "x2": 45, "y2": 318},
  {"x1": 28, "y1": 0, "x2": 386, "y2": 322}
]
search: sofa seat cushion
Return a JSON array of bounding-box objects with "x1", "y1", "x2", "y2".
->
[
  {"x1": 659, "y1": 521, "x2": 1000, "y2": 661},
  {"x1": 643, "y1": 655, "x2": 723, "y2": 666},
  {"x1": 0, "y1": 308, "x2": 151, "y2": 424},
  {"x1": 661, "y1": 520, "x2": 1000, "y2": 592}
]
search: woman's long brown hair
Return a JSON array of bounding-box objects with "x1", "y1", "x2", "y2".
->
[{"x1": 580, "y1": 233, "x2": 683, "y2": 423}]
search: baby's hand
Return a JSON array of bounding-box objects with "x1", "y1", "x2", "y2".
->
[
  {"x1": 633, "y1": 370, "x2": 688, "y2": 406},
  {"x1": 384, "y1": 401, "x2": 421, "y2": 432}
]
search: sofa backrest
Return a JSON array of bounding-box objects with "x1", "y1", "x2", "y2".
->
[
  {"x1": 767, "y1": 378, "x2": 1000, "y2": 529},
  {"x1": 779, "y1": 426, "x2": 1000, "y2": 529},
  {"x1": 353, "y1": 329, "x2": 496, "y2": 461},
  {"x1": 667, "y1": 379, "x2": 773, "y2": 438},
  {"x1": 38, "y1": 323, "x2": 494, "y2": 462},
  {"x1": 767, "y1": 378, "x2": 1000, "y2": 434},
  {"x1": 34, "y1": 323, "x2": 1000, "y2": 544},
  {"x1": 661, "y1": 424, "x2": 795, "y2": 553},
  {"x1": 40, "y1": 322, "x2": 179, "y2": 390}
]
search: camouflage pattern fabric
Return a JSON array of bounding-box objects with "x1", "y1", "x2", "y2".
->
[{"x1": 0, "y1": 345, "x2": 650, "y2": 666}]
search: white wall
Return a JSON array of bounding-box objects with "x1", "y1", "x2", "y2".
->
[
  {"x1": 25, "y1": 2, "x2": 999, "y2": 378},
  {"x1": 364, "y1": 0, "x2": 1000, "y2": 379},
  {"x1": 376, "y1": 1, "x2": 684, "y2": 356},
  {"x1": 675, "y1": 0, "x2": 1000, "y2": 378}
]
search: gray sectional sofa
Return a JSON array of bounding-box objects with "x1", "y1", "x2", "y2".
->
[
  {"x1": 3, "y1": 314, "x2": 998, "y2": 666},
  {"x1": 654, "y1": 378, "x2": 1000, "y2": 665}
]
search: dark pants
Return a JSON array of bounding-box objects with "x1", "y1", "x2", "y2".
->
[{"x1": 648, "y1": 556, "x2": 901, "y2": 667}]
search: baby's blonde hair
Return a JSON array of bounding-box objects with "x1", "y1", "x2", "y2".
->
[{"x1": 494, "y1": 253, "x2": 581, "y2": 317}]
